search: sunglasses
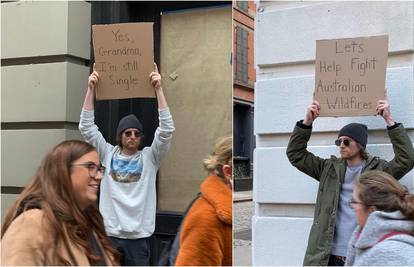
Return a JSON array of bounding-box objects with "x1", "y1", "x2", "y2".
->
[
  {"x1": 335, "y1": 138, "x2": 352, "y2": 146},
  {"x1": 124, "y1": 130, "x2": 142, "y2": 137}
]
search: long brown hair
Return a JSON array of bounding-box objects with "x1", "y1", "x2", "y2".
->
[
  {"x1": 1, "y1": 140, "x2": 119, "y2": 265},
  {"x1": 356, "y1": 170, "x2": 414, "y2": 233}
]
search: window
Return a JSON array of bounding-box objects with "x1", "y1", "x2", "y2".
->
[
  {"x1": 236, "y1": 26, "x2": 248, "y2": 84},
  {"x1": 236, "y1": 1, "x2": 248, "y2": 13}
]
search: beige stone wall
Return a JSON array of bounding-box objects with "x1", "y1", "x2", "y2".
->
[{"x1": 1, "y1": 1, "x2": 91, "y2": 222}]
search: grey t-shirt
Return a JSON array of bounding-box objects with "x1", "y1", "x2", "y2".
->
[{"x1": 331, "y1": 161, "x2": 364, "y2": 256}]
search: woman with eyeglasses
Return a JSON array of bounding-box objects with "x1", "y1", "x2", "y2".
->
[
  {"x1": 1, "y1": 140, "x2": 119, "y2": 265},
  {"x1": 345, "y1": 170, "x2": 414, "y2": 266}
]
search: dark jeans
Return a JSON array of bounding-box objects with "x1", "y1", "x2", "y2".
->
[
  {"x1": 328, "y1": 255, "x2": 346, "y2": 266},
  {"x1": 110, "y1": 236, "x2": 151, "y2": 266}
]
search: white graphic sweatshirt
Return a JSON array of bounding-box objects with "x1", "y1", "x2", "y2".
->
[{"x1": 79, "y1": 107, "x2": 174, "y2": 239}]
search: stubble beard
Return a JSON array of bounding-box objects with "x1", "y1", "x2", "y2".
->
[
  {"x1": 127, "y1": 141, "x2": 138, "y2": 150},
  {"x1": 340, "y1": 150, "x2": 361, "y2": 161}
]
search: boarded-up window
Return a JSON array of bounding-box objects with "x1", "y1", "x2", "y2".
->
[
  {"x1": 236, "y1": 26, "x2": 248, "y2": 84},
  {"x1": 159, "y1": 7, "x2": 232, "y2": 212}
]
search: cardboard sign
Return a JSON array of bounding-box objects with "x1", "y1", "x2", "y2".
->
[
  {"x1": 314, "y1": 35, "x2": 388, "y2": 117},
  {"x1": 92, "y1": 23, "x2": 155, "y2": 100}
]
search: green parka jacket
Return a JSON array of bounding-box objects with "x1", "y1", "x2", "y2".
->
[{"x1": 286, "y1": 121, "x2": 414, "y2": 266}]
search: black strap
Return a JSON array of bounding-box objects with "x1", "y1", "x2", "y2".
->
[
  {"x1": 179, "y1": 192, "x2": 202, "y2": 230},
  {"x1": 88, "y1": 230, "x2": 107, "y2": 266},
  {"x1": 16, "y1": 197, "x2": 41, "y2": 216}
]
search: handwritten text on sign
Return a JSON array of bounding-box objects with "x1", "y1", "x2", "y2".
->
[
  {"x1": 314, "y1": 35, "x2": 388, "y2": 117},
  {"x1": 92, "y1": 23, "x2": 155, "y2": 100}
]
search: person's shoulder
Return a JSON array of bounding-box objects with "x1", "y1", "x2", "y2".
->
[
  {"x1": 3, "y1": 209, "x2": 50, "y2": 241},
  {"x1": 184, "y1": 197, "x2": 221, "y2": 227},
  {"x1": 364, "y1": 238, "x2": 414, "y2": 264},
  {"x1": 329, "y1": 155, "x2": 340, "y2": 161},
  {"x1": 2, "y1": 209, "x2": 51, "y2": 266},
  {"x1": 14, "y1": 209, "x2": 45, "y2": 222},
  {"x1": 180, "y1": 197, "x2": 225, "y2": 243},
  {"x1": 375, "y1": 235, "x2": 414, "y2": 251},
  {"x1": 112, "y1": 145, "x2": 122, "y2": 154},
  {"x1": 10, "y1": 209, "x2": 50, "y2": 230},
  {"x1": 324, "y1": 155, "x2": 341, "y2": 166},
  {"x1": 134, "y1": 147, "x2": 150, "y2": 159}
]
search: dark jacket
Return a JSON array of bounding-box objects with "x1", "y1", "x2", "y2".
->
[{"x1": 286, "y1": 121, "x2": 414, "y2": 266}]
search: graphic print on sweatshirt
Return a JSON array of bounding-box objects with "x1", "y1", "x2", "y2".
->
[{"x1": 110, "y1": 154, "x2": 143, "y2": 183}]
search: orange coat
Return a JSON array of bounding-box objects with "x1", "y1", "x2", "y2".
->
[
  {"x1": 1, "y1": 209, "x2": 116, "y2": 266},
  {"x1": 175, "y1": 175, "x2": 232, "y2": 266}
]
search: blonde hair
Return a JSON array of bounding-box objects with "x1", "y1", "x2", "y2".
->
[{"x1": 203, "y1": 135, "x2": 232, "y2": 177}]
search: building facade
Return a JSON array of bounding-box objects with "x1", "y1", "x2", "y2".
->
[
  {"x1": 233, "y1": 0, "x2": 256, "y2": 191},
  {"x1": 253, "y1": 1, "x2": 414, "y2": 265},
  {"x1": 2, "y1": 1, "x2": 232, "y2": 264},
  {"x1": 2, "y1": 0, "x2": 91, "y2": 220}
]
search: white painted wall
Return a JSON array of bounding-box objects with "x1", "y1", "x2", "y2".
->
[{"x1": 253, "y1": 1, "x2": 414, "y2": 265}]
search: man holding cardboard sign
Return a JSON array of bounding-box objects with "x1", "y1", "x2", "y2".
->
[
  {"x1": 79, "y1": 63, "x2": 174, "y2": 266},
  {"x1": 286, "y1": 92, "x2": 414, "y2": 266}
]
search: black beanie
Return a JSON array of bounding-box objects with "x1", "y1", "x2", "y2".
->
[
  {"x1": 338, "y1": 123, "x2": 368, "y2": 148},
  {"x1": 116, "y1": 114, "x2": 143, "y2": 136}
]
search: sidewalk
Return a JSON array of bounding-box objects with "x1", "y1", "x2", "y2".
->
[
  {"x1": 233, "y1": 190, "x2": 253, "y2": 266},
  {"x1": 234, "y1": 190, "x2": 253, "y2": 202}
]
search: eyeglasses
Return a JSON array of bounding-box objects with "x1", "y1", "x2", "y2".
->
[
  {"x1": 348, "y1": 198, "x2": 364, "y2": 209},
  {"x1": 71, "y1": 162, "x2": 106, "y2": 178},
  {"x1": 335, "y1": 138, "x2": 352, "y2": 147},
  {"x1": 124, "y1": 130, "x2": 142, "y2": 138}
]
